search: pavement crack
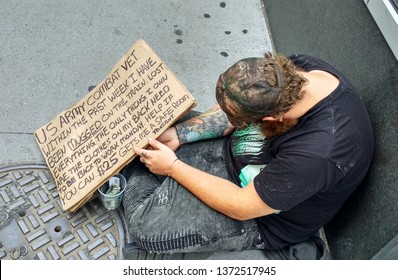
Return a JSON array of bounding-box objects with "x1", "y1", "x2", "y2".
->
[{"x1": 0, "y1": 131, "x2": 34, "y2": 135}]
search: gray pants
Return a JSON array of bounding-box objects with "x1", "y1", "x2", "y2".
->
[{"x1": 122, "y1": 137, "x2": 265, "y2": 254}]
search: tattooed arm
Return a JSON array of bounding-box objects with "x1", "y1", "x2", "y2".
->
[
  {"x1": 176, "y1": 105, "x2": 234, "y2": 144},
  {"x1": 156, "y1": 105, "x2": 234, "y2": 151}
]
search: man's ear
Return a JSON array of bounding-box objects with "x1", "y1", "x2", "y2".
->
[{"x1": 262, "y1": 116, "x2": 282, "y2": 122}]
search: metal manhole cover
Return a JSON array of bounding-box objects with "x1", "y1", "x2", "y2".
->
[{"x1": 0, "y1": 163, "x2": 128, "y2": 260}]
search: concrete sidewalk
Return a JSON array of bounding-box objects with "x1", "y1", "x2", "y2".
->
[
  {"x1": 0, "y1": 0, "x2": 272, "y2": 166},
  {"x1": 0, "y1": 0, "x2": 273, "y2": 260}
]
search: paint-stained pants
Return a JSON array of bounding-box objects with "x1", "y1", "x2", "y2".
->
[{"x1": 122, "y1": 137, "x2": 265, "y2": 254}]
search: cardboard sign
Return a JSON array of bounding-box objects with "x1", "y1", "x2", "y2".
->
[{"x1": 34, "y1": 39, "x2": 196, "y2": 212}]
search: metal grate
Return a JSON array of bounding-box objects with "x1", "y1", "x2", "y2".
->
[{"x1": 0, "y1": 163, "x2": 127, "y2": 260}]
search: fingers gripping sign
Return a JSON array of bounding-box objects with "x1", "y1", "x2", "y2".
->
[{"x1": 133, "y1": 138, "x2": 179, "y2": 176}]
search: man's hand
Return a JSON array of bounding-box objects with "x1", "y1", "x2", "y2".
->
[
  {"x1": 133, "y1": 138, "x2": 178, "y2": 176},
  {"x1": 156, "y1": 127, "x2": 180, "y2": 151}
]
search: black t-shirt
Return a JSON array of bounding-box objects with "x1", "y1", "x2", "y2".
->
[{"x1": 225, "y1": 54, "x2": 374, "y2": 250}]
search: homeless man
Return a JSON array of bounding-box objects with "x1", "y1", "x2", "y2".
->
[{"x1": 121, "y1": 53, "x2": 374, "y2": 258}]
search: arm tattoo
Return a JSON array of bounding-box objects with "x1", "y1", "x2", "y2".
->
[{"x1": 175, "y1": 105, "x2": 231, "y2": 144}]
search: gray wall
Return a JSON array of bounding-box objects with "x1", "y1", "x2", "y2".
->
[{"x1": 263, "y1": 0, "x2": 398, "y2": 259}]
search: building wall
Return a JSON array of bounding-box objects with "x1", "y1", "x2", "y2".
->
[{"x1": 263, "y1": 0, "x2": 398, "y2": 259}]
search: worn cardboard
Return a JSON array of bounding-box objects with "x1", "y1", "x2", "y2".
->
[{"x1": 34, "y1": 39, "x2": 196, "y2": 212}]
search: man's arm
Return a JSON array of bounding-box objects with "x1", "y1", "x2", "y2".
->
[
  {"x1": 157, "y1": 105, "x2": 234, "y2": 151},
  {"x1": 175, "y1": 104, "x2": 234, "y2": 144},
  {"x1": 169, "y1": 158, "x2": 277, "y2": 220},
  {"x1": 134, "y1": 138, "x2": 278, "y2": 221}
]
